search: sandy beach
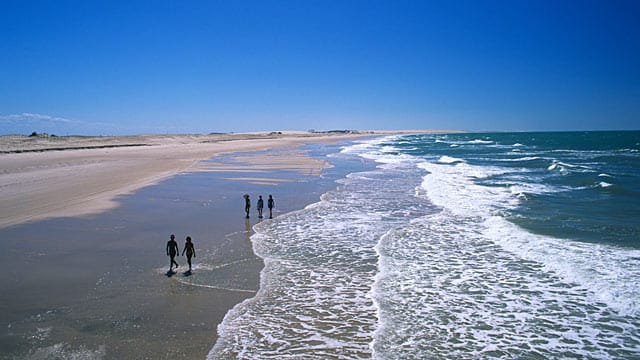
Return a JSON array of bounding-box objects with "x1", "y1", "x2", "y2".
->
[
  {"x1": 0, "y1": 131, "x2": 450, "y2": 229},
  {"x1": 0, "y1": 130, "x2": 446, "y2": 359}
]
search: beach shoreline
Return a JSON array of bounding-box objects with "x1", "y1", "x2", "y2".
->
[
  {"x1": 0, "y1": 130, "x2": 455, "y2": 229},
  {"x1": 0, "y1": 130, "x2": 457, "y2": 358},
  {"x1": 0, "y1": 137, "x2": 378, "y2": 358},
  {"x1": 0, "y1": 131, "x2": 414, "y2": 358}
]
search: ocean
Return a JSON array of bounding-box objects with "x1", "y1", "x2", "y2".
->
[{"x1": 209, "y1": 131, "x2": 640, "y2": 359}]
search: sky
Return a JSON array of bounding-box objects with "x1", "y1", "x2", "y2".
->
[{"x1": 1, "y1": 0, "x2": 639, "y2": 135}]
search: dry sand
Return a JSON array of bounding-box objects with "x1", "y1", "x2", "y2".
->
[{"x1": 0, "y1": 130, "x2": 454, "y2": 229}]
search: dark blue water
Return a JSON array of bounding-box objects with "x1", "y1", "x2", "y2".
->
[{"x1": 392, "y1": 131, "x2": 640, "y2": 248}]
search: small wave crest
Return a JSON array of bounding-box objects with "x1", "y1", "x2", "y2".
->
[
  {"x1": 499, "y1": 156, "x2": 543, "y2": 162},
  {"x1": 547, "y1": 160, "x2": 593, "y2": 174},
  {"x1": 468, "y1": 139, "x2": 493, "y2": 144},
  {"x1": 598, "y1": 181, "x2": 614, "y2": 188},
  {"x1": 437, "y1": 155, "x2": 464, "y2": 164}
]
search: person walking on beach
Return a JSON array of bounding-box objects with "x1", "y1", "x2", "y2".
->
[
  {"x1": 244, "y1": 194, "x2": 251, "y2": 218},
  {"x1": 182, "y1": 236, "x2": 196, "y2": 272},
  {"x1": 166, "y1": 234, "x2": 179, "y2": 272},
  {"x1": 268, "y1": 194, "x2": 275, "y2": 219},
  {"x1": 257, "y1": 195, "x2": 264, "y2": 218}
]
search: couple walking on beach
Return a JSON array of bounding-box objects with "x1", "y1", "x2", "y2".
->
[
  {"x1": 166, "y1": 234, "x2": 196, "y2": 273},
  {"x1": 244, "y1": 194, "x2": 274, "y2": 219}
]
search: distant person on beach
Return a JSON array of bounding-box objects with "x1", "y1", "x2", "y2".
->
[
  {"x1": 182, "y1": 236, "x2": 196, "y2": 272},
  {"x1": 268, "y1": 195, "x2": 275, "y2": 219},
  {"x1": 257, "y1": 195, "x2": 264, "y2": 218},
  {"x1": 244, "y1": 194, "x2": 251, "y2": 218},
  {"x1": 166, "y1": 234, "x2": 179, "y2": 272}
]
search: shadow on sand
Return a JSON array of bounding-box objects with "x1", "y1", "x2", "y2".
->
[{"x1": 165, "y1": 270, "x2": 192, "y2": 277}]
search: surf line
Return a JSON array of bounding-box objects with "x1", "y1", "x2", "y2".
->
[
  {"x1": 210, "y1": 258, "x2": 255, "y2": 270},
  {"x1": 155, "y1": 259, "x2": 255, "y2": 274},
  {"x1": 174, "y1": 279, "x2": 257, "y2": 294}
]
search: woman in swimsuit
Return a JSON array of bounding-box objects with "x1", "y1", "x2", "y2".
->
[{"x1": 182, "y1": 236, "x2": 196, "y2": 272}]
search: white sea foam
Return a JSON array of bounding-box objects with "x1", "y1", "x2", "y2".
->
[
  {"x1": 418, "y1": 160, "x2": 518, "y2": 215},
  {"x1": 418, "y1": 151, "x2": 640, "y2": 317},
  {"x1": 340, "y1": 137, "x2": 389, "y2": 154},
  {"x1": 211, "y1": 135, "x2": 640, "y2": 359},
  {"x1": 508, "y1": 182, "x2": 558, "y2": 196},
  {"x1": 497, "y1": 156, "x2": 544, "y2": 162},
  {"x1": 364, "y1": 138, "x2": 637, "y2": 355},
  {"x1": 547, "y1": 160, "x2": 593, "y2": 174},
  {"x1": 437, "y1": 155, "x2": 464, "y2": 164},
  {"x1": 373, "y1": 210, "x2": 640, "y2": 358},
  {"x1": 547, "y1": 160, "x2": 576, "y2": 171},
  {"x1": 210, "y1": 164, "x2": 419, "y2": 358},
  {"x1": 487, "y1": 216, "x2": 640, "y2": 316},
  {"x1": 380, "y1": 145, "x2": 401, "y2": 153}
]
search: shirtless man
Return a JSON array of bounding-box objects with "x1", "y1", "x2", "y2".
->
[{"x1": 166, "y1": 234, "x2": 179, "y2": 272}]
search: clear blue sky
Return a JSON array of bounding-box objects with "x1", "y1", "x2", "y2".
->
[{"x1": 1, "y1": 0, "x2": 639, "y2": 135}]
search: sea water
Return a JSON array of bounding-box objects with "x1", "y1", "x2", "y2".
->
[{"x1": 209, "y1": 131, "x2": 640, "y2": 359}]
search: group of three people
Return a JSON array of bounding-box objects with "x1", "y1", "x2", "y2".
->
[
  {"x1": 166, "y1": 234, "x2": 195, "y2": 273},
  {"x1": 244, "y1": 194, "x2": 275, "y2": 219}
]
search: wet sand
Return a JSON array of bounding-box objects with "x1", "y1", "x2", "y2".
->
[{"x1": 0, "y1": 139, "x2": 376, "y2": 359}]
